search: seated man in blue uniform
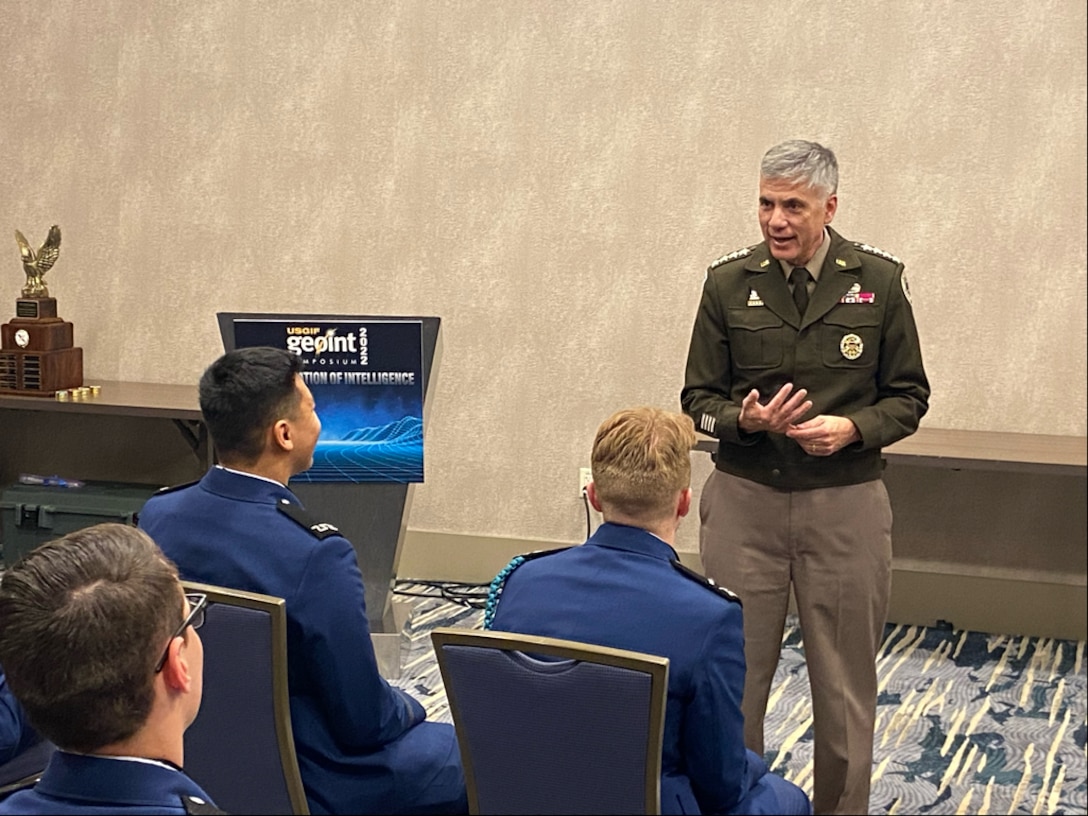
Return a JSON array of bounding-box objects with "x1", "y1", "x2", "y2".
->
[
  {"x1": 139, "y1": 346, "x2": 466, "y2": 816},
  {"x1": 486, "y1": 407, "x2": 811, "y2": 816},
  {"x1": 0, "y1": 523, "x2": 219, "y2": 815}
]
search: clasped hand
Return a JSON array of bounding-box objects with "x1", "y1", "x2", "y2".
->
[{"x1": 738, "y1": 384, "x2": 859, "y2": 456}]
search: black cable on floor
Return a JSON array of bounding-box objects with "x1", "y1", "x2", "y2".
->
[{"x1": 393, "y1": 580, "x2": 490, "y2": 609}]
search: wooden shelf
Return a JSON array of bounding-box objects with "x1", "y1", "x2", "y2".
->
[{"x1": 0, "y1": 379, "x2": 201, "y2": 421}]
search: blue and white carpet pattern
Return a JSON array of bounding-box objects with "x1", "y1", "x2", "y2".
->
[{"x1": 391, "y1": 582, "x2": 1087, "y2": 815}]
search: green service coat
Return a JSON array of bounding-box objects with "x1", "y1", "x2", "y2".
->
[{"x1": 681, "y1": 227, "x2": 930, "y2": 490}]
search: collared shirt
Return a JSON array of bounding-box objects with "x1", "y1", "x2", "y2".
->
[
  {"x1": 781, "y1": 228, "x2": 831, "y2": 297},
  {"x1": 214, "y1": 464, "x2": 286, "y2": 489}
]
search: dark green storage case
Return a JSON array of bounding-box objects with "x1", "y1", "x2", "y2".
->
[{"x1": 0, "y1": 481, "x2": 161, "y2": 567}]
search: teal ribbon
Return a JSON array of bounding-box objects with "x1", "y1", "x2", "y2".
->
[{"x1": 483, "y1": 555, "x2": 526, "y2": 630}]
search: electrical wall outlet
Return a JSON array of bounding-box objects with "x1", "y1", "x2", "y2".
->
[{"x1": 578, "y1": 467, "x2": 593, "y2": 496}]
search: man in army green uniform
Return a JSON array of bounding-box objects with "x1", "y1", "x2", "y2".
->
[{"x1": 682, "y1": 140, "x2": 929, "y2": 815}]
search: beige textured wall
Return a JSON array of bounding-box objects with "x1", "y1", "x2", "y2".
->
[{"x1": 2, "y1": 1, "x2": 1085, "y2": 555}]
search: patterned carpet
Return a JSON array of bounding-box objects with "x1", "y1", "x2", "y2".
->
[{"x1": 391, "y1": 582, "x2": 1087, "y2": 815}]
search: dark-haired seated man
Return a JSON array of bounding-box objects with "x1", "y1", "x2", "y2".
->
[
  {"x1": 487, "y1": 407, "x2": 810, "y2": 816},
  {"x1": 139, "y1": 347, "x2": 465, "y2": 816},
  {"x1": 0, "y1": 523, "x2": 217, "y2": 815}
]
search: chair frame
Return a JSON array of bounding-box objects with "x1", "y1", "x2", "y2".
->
[
  {"x1": 431, "y1": 627, "x2": 669, "y2": 815},
  {"x1": 182, "y1": 581, "x2": 309, "y2": 816}
]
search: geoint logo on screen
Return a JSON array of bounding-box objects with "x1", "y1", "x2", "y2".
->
[{"x1": 285, "y1": 326, "x2": 369, "y2": 365}]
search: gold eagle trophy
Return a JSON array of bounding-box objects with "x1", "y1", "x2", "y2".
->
[{"x1": 1, "y1": 225, "x2": 84, "y2": 395}]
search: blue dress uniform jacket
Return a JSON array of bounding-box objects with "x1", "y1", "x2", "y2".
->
[
  {"x1": 0, "y1": 670, "x2": 34, "y2": 766},
  {"x1": 0, "y1": 752, "x2": 218, "y2": 814},
  {"x1": 138, "y1": 468, "x2": 465, "y2": 816},
  {"x1": 489, "y1": 523, "x2": 807, "y2": 816}
]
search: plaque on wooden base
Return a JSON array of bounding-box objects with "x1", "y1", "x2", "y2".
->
[{"x1": 1, "y1": 297, "x2": 84, "y2": 395}]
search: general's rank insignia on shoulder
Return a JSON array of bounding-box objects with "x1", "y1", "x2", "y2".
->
[
  {"x1": 853, "y1": 242, "x2": 901, "y2": 264},
  {"x1": 708, "y1": 245, "x2": 754, "y2": 270}
]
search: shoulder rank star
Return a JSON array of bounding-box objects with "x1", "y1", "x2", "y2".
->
[
  {"x1": 853, "y1": 242, "x2": 901, "y2": 264},
  {"x1": 709, "y1": 245, "x2": 753, "y2": 269}
]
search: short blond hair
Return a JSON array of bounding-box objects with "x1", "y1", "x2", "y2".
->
[{"x1": 591, "y1": 407, "x2": 696, "y2": 522}]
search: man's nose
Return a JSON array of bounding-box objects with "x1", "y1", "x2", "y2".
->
[{"x1": 769, "y1": 206, "x2": 789, "y2": 228}]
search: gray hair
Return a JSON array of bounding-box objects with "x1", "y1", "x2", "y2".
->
[{"x1": 760, "y1": 140, "x2": 839, "y2": 197}]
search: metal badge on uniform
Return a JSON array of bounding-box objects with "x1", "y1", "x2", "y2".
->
[
  {"x1": 746, "y1": 288, "x2": 764, "y2": 307},
  {"x1": 840, "y1": 333, "x2": 864, "y2": 360},
  {"x1": 840, "y1": 282, "x2": 876, "y2": 304}
]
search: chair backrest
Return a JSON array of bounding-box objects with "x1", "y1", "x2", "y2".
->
[
  {"x1": 181, "y1": 581, "x2": 308, "y2": 815},
  {"x1": 431, "y1": 627, "x2": 668, "y2": 815},
  {"x1": 0, "y1": 738, "x2": 55, "y2": 802}
]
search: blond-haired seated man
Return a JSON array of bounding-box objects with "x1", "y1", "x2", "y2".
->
[{"x1": 486, "y1": 407, "x2": 810, "y2": 815}]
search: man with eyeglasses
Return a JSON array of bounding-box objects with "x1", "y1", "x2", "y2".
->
[
  {"x1": 0, "y1": 523, "x2": 220, "y2": 815},
  {"x1": 139, "y1": 347, "x2": 466, "y2": 816}
]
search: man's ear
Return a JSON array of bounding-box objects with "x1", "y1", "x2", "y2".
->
[
  {"x1": 270, "y1": 418, "x2": 294, "y2": 453},
  {"x1": 160, "y1": 637, "x2": 193, "y2": 694},
  {"x1": 677, "y1": 487, "x2": 692, "y2": 519},
  {"x1": 824, "y1": 193, "x2": 838, "y2": 225},
  {"x1": 586, "y1": 481, "x2": 604, "y2": 513}
]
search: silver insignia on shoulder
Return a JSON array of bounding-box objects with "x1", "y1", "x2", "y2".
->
[
  {"x1": 709, "y1": 245, "x2": 753, "y2": 269},
  {"x1": 853, "y1": 242, "x2": 901, "y2": 264}
]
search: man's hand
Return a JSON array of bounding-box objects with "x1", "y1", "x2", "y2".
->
[
  {"x1": 786, "y1": 415, "x2": 860, "y2": 456},
  {"x1": 738, "y1": 384, "x2": 812, "y2": 434}
]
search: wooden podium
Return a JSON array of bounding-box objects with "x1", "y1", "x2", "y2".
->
[{"x1": 0, "y1": 296, "x2": 83, "y2": 395}]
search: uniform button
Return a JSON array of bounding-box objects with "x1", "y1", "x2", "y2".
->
[{"x1": 771, "y1": 469, "x2": 781, "y2": 478}]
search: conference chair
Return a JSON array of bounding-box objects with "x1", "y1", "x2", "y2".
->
[
  {"x1": 0, "y1": 737, "x2": 55, "y2": 802},
  {"x1": 181, "y1": 581, "x2": 309, "y2": 815},
  {"x1": 430, "y1": 627, "x2": 669, "y2": 815}
]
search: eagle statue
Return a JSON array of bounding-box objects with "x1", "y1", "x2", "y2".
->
[{"x1": 15, "y1": 224, "x2": 62, "y2": 298}]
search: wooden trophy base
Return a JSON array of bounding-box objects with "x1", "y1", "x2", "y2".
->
[
  {"x1": 15, "y1": 297, "x2": 58, "y2": 320},
  {"x1": 0, "y1": 347, "x2": 83, "y2": 395},
  {"x1": 2, "y1": 319, "x2": 74, "y2": 351}
]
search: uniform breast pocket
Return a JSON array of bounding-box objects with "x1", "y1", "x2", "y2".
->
[
  {"x1": 728, "y1": 308, "x2": 785, "y2": 369},
  {"x1": 821, "y1": 308, "x2": 881, "y2": 369}
]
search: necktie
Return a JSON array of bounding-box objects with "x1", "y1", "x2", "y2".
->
[{"x1": 790, "y1": 267, "x2": 811, "y2": 317}]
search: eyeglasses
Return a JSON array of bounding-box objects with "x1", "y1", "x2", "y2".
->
[{"x1": 154, "y1": 593, "x2": 208, "y2": 674}]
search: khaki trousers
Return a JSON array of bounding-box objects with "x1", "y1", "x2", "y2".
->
[{"x1": 699, "y1": 469, "x2": 892, "y2": 816}]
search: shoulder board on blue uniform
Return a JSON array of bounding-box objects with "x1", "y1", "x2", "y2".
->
[
  {"x1": 276, "y1": 499, "x2": 341, "y2": 540},
  {"x1": 182, "y1": 794, "x2": 227, "y2": 815},
  {"x1": 152, "y1": 479, "x2": 200, "y2": 496},
  {"x1": 483, "y1": 546, "x2": 573, "y2": 629},
  {"x1": 708, "y1": 245, "x2": 757, "y2": 270},
  {"x1": 852, "y1": 242, "x2": 901, "y2": 264},
  {"x1": 671, "y1": 560, "x2": 741, "y2": 605}
]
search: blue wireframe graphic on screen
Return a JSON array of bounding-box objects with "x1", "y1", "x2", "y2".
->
[{"x1": 222, "y1": 316, "x2": 425, "y2": 483}]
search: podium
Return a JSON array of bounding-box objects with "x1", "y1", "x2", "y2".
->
[{"x1": 219, "y1": 313, "x2": 442, "y2": 639}]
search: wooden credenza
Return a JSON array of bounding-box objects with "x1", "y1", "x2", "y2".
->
[{"x1": 696, "y1": 429, "x2": 1087, "y2": 640}]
